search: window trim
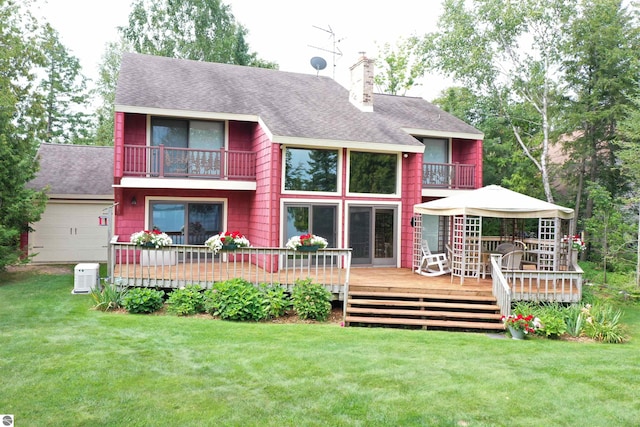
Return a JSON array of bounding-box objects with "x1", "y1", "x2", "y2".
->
[
  {"x1": 345, "y1": 149, "x2": 402, "y2": 198},
  {"x1": 143, "y1": 196, "x2": 228, "y2": 233},
  {"x1": 147, "y1": 116, "x2": 229, "y2": 150},
  {"x1": 281, "y1": 146, "x2": 342, "y2": 195},
  {"x1": 280, "y1": 198, "x2": 343, "y2": 247}
]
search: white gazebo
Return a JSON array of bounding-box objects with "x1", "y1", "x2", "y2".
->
[{"x1": 413, "y1": 185, "x2": 575, "y2": 283}]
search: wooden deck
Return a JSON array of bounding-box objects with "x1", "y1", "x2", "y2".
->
[{"x1": 348, "y1": 267, "x2": 493, "y2": 296}]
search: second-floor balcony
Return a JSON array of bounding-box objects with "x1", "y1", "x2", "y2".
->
[
  {"x1": 123, "y1": 144, "x2": 257, "y2": 180},
  {"x1": 423, "y1": 162, "x2": 476, "y2": 189}
]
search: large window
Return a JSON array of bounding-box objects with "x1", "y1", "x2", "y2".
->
[
  {"x1": 349, "y1": 151, "x2": 397, "y2": 194},
  {"x1": 151, "y1": 118, "x2": 224, "y2": 149},
  {"x1": 150, "y1": 201, "x2": 222, "y2": 245},
  {"x1": 285, "y1": 204, "x2": 337, "y2": 248},
  {"x1": 284, "y1": 148, "x2": 338, "y2": 192}
]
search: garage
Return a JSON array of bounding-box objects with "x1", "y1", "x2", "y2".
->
[
  {"x1": 26, "y1": 143, "x2": 114, "y2": 264},
  {"x1": 29, "y1": 201, "x2": 112, "y2": 263}
]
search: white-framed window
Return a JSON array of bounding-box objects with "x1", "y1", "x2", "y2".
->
[
  {"x1": 283, "y1": 202, "x2": 339, "y2": 248},
  {"x1": 282, "y1": 147, "x2": 340, "y2": 194},
  {"x1": 347, "y1": 150, "x2": 400, "y2": 196},
  {"x1": 146, "y1": 197, "x2": 226, "y2": 245}
]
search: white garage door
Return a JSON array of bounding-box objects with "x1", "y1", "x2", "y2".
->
[{"x1": 29, "y1": 202, "x2": 112, "y2": 263}]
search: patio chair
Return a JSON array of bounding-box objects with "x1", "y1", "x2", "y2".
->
[
  {"x1": 416, "y1": 241, "x2": 451, "y2": 277},
  {"x1": 501, "y1": 249, "x2": 524, "y2": 271}
]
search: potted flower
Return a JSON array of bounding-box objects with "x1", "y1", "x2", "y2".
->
[
  {"x1": 205, "y1": 231, "x2": 250, "y2": 254},
  {"x1": 561, "y1": 234, "x2": 586, "y2": 252},
  {"x1": 285, "y1": 233, "x2": 328, "y2": 252},
  {"x1": 130, "y1": 228, "x2": 173, "y2": 248},
  {"x1": 501, "y1": 313, "x2": 540, "y2": 340}
]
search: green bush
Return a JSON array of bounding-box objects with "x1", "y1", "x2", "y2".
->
[
  {"x1": 291, "y1": 278, "x2": 332, "y2": 321},
  {"x1": 582, "y1": 303, "x2": 628, "y2": 343},
  {"x1": 538, "y1": 313, "x2": 567, "y2": 338},
  {"x1": 166, "y1": 285, "x2": 205, "y2": 316},
  {"x1": 259, "y1": 284, "x2": 292, "y2": 319},
  {"x1": 122, "y1": 288, "x2": 165, "y2": 314},
  {"x1": 90, "y1": 282, "x2": 128, "y2": 312},
  {"x1": 564, "y1": 304, "x2": 586, "y2": 337},
  {"x1": 204, "y1": 278, "x2": 267, "y2": 321}
]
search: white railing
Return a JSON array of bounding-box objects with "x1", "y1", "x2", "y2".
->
[
  {"x1": 490, "y1": 253, "x2": 583, "y2": 316},
  {"x1": 108, "y1": 237, "x2": 352, "y2": 300},
  {"x1": 490, "y1": 255, "x2": 512, "y2": 316}
]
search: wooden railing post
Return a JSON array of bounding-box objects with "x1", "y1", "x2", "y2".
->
[{"x1": 159, "y1": 144, "x2": 165, "y2": 177}]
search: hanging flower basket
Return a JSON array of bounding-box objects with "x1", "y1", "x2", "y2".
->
[
  {"x1": 205, "y1": 231, "x2": 250, "y2": 254},
  {"x1": 285, "y1": 234, "x2": 328, "y2": 251}
]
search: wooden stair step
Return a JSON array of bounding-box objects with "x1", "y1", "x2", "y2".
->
[
  {"x1": 348, "y1": 290, "x2": 495, "y2": 302},
  {"x1": 347, "y1": 298, "x2": 500, "y2": 311},
  {"x1": 345, "y1": 316, "x2": 506, "y2": 330},
  {"x1": 346, "y1": 307, "x2": 503, "y2": 320}
]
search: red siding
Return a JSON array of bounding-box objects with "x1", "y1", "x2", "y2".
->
[
  {"x1": 401, "y1": 153, "x2": 424, "y2": 268},
  {"x1": 451, "y1": 138, "x2": 483, "y2": 189}
]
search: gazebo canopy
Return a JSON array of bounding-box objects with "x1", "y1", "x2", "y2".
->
[{"x1": 413, "y1": 185, "x2": 574, "y2": 220}]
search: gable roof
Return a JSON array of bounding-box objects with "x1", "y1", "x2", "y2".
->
[
  {"x1": 413, "y1": 185, "x2": 574, "y2": 220},
  {"x1": 27, "y1": 143, "x2": 114, "y2": 199},
  {"x1": 115, "y1": 53, "x2": 483, "y2": 152}
]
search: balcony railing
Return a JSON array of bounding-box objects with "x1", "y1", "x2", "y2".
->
[
  {"x1": 123, "y1": 144, "x2": 256, "y2": 180},
  {"x1": 422, "y1": 162, "x2": 476, "y2": 189}
]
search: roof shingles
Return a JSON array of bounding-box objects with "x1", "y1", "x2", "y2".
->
[{"x1": 115, "y1": 53, "x2": 482, "y2": 148}]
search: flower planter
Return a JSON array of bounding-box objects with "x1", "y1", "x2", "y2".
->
[
  {"x1": 140, "y1": 249, "x2": 177, "y2": 266},
  {"x1": 508, "y1": 326, "x2": 526, "y2": 340},
  {"x1": 296, "y1": 245, "x2": 321, "y2": 252},
  {"x1": 221, "y1": 243, "x2": 238, "y2": 251}
]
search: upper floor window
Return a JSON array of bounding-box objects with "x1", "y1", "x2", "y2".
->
[
  {"x1": 151, "y1": 118, "x2": 224, "y2": 149},
  {"x1": 284, "y1": 147, "x2": 338, "y2": 192},
  {"x1": 422, "y1": 138, "x2": 449, "y2": 164},
  {"x1": 349, "y1": 151, "x2": 397, "y2": 195}
]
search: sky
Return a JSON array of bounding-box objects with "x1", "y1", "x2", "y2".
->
[{"x1": 34, "y1": 0, "x2": 451, "y2": 101}]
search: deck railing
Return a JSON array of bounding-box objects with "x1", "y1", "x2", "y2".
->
[
  {"x1": 490, "y1": 255, "x2": 511, "y2": 316},
  {"x1": 490, "y1": 253, "x2": 584, "y2": 315},
  {"x1": 108, "y1": 237, "x2": 352, "y2": 300},
  {"x1": 422, "y1": 162, "x2": 476, "y2": 189},
  {"x1": 123, "y1": 144, "x2": 257, "y2": 180}
]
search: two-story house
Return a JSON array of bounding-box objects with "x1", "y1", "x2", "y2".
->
[{"x1": 113, "y1": 52, "x2": 483, "y2": 270}]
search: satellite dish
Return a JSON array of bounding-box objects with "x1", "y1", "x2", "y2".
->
[{"x1": 310, "y1": 56, "x2": 327, "y2": 74}]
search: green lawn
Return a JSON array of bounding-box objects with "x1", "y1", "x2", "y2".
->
[{"x1": 1, "y1": 269, "x2": 639, "y2": 427}]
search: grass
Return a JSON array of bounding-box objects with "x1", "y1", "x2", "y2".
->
[{"x1": 1, "y1": 269, "x2": 640, "y2": 426}]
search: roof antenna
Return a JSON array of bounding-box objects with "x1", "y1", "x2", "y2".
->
[{"x1": 308, "y1": 25, "x2": 343, "y2": 79}]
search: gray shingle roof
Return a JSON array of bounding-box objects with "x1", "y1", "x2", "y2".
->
[
  {"x1": 27, "y1": 144, "x2": 114, "y2": 197},
  {"x1": 115, "y1": 53, "x2": 482, "y2": 148}
]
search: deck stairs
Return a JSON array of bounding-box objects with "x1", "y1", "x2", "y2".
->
[{"x1": 345, "y1": 285, "x2": 505, "y2": 332}]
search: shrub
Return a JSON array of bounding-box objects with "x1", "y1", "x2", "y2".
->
[
  {"x1": 166, "y1": 285, "x2": 205, "y2": 316},
  {"x1": 291, "y1": 278, "x2": 332, "y2": 321},
  {"x1": 204, "y1": 278, "x2": 267, "y2": 321},
  {"x1": 259, "y1": 284, "x2": 292, "y2": 319},
  {"x1": 564, "y1": 304, "x2": 585, "y2": 337},
  {"x1": 122, "y1": 288, "x2": 165, "y2": 314},
  {"x1": 90, "y1": 282, "x2": 128, "y2": 312},
  {"x1": 582, "y1": 303, "x2": 628, "y2": 343},
  {"x1": 538, "y1": 313, "x2": 567, "y2": 338}
]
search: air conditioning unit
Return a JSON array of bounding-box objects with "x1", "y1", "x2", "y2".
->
[{"x1": 72, "y1": 263, "x2": 100, "y2": 294}]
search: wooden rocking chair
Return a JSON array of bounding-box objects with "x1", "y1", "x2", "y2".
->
[{"x1": 416, "y1": 241, "x2": 451, "y2": 277}]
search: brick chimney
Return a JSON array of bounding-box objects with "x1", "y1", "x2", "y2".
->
[{"x1": 349, "y1": 53, "x2": 374, "y2": 112}]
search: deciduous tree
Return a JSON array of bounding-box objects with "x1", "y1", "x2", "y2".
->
[
  {"x1": 0, "y1": 0, "x2": 47, "y2": 270},
  {"x1": 424, "y1": 0, "x2": 577, "y2": 202},
  {"x1": 120, "y1": 0, "x2": 277, "y2": 68}
]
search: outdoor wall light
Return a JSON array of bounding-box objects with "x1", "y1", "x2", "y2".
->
[
  {"x1": 131, "y1": 196, "x2": 137, "y2": 206},
  {"x1": 403, "y1": 153, "x2": 409, "y2": 158}
]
